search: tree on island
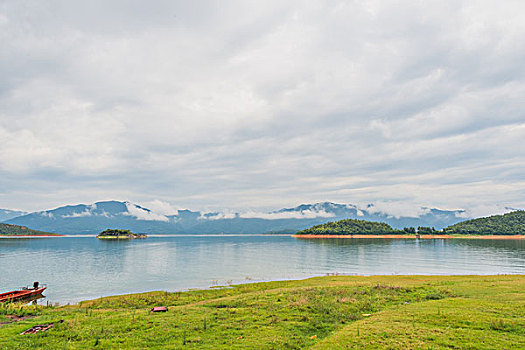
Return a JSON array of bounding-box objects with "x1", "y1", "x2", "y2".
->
[
  {"x1": 96, "y1": 229, "x2": 147, "y2": 239},
  {"x1": 417, "y1": 226, "x2": 437, "y2": 235},
  {"x1": 296, "y1": 219, "x2": 403, "y2": 235}
]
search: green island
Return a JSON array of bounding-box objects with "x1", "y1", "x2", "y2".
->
[
  {"x1": 0, "y1": 275, "x2": 523, "y2": 349},
  {"x1": 296, "y1": 219, "x2": 403, "y2": 235},
  {"x1": 296, "y1": 211, "x2": 525, "y2": 236},
  {"x1": 96, "y1": 229, "x2": 147, "y2": 240},
  {"x1": 442, "y1": 210, "x2": 525, "y2": 235},
  {"x1": 0, "y1": 223, "x2": 61, "y2": 237}
]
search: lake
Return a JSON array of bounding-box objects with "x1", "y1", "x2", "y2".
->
[{"x1": 1, "y1": 235, "x2": 523, "y2": 305}]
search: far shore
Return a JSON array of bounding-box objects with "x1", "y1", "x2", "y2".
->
[{"x1": 293, "y1": 234, "x2": 525, "y2": 239}]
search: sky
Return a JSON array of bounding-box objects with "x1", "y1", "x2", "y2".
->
[{"x1": 1, "y1": 0, "x2": 524, "y2": 216}]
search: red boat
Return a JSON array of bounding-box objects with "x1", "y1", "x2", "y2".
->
[{"x1": 0, "y1": 282, "x2": 46, "y2": 303}]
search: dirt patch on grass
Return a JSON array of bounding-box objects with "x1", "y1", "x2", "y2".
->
[{"x1": 0, "y1": 315, "x2": 35, "y2": 325}]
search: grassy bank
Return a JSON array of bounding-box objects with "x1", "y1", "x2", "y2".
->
[{"x1": 0, "y1": 275, "x2": 523, "y2": 349}]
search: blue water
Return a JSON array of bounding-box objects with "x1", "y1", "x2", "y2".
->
[{"x1": 0, "y1": 235, "x2": 523, "y2": 304}]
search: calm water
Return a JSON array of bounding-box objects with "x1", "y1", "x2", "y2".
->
[{"x1": 1, "y1": 235, "x2": 523, "y2": 304}]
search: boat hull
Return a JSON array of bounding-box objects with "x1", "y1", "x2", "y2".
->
[{"x1": 0, "y1": 287, "x2": 46, "y2": 303}]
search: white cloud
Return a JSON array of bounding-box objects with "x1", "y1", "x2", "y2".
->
[
  {"x1": 240, "y1": 210, "x2": 335, "y2": 220},
  {"x1": 199, "y1": 207, "x2": 336, "y2": 220},
  {"x1": 364, "y1": 202, "x2": 432, "y2": 219},
  {"x1": 60, "y1": 203, "x2": 113, "y2": 218},
  {"x1": 62, "y1": 209, "x2": 93, "y2": 218},
  {"x1": 140, "y1": 200, "x2": 180, "y2": 216},
  {"x1": 200, "y1": 211, "x2": 238, "y2": 220},
  {"x1": 124, "y1": 202, "x2": 169, "y2": 222},
  {"x1": 38, "y1": 211, "x2": 54, "y2": 218}
]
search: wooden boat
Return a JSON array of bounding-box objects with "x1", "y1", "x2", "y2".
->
[{"x1": 0, "y1": 282, "x2": 46, "y2": 303}]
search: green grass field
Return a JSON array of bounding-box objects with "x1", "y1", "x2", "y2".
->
[{"x1": 1, "y1": 275, "x2": 523, "y2": 349}]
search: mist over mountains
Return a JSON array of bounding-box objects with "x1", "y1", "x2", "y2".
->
[
  {"x1": 0, "y1": 209, "x2": 28, "y2": 222},
  {"x1": 3, "y1": 201, "x2": 469, "y2": 235}
]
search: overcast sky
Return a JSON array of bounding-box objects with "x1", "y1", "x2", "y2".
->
[{"x1": 1, "y1": 0, "x2": 524, "y2": 215}]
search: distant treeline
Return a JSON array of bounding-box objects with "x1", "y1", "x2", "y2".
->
[{"x1": 297, "y1": 211, "x2": 524, "y2": 236}]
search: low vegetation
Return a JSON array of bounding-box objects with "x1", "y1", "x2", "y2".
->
[
  {"x1": 0, "y1": 303, "x2": 44, "y2": 323},
  {"x1": 0, "y1": 223, "x2": 60, "y2": 237},
  {"x1": 0, "y1": 275, "x2": 522, "y2": 349}
]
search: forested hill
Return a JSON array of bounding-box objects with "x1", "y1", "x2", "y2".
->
[
  {"x1": 296, "y1": 219, "x2": 400, "y2": 235},
  {"x1": 0, "y1": 223, "x2": 60, "y2": 236},
  {"x1": 442, "y1": 211, "x2": 525, "y2": 235}
]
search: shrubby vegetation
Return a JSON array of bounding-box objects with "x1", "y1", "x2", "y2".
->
[
  {"x1": 417, "y1": 226, "x2": 438, "y2": 235},
  {"x1": 0, "y1": 302, "x2": 45, "y2": 322},
  {"x1": 403, "y1": 227, "x2": 416, "y2": 234},
  {"x1": 442, "y1": 210, "x2": 525, "y2": 235}
]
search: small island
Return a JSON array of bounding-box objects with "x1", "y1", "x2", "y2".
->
[
  {"x1": 96, "y1": 229, "x2": 147, "y2": 240},
  {"x1": 296, "y1": 218, "x2": 403, "y2": 236},
  {"x1": 0, "y1": 223, "x2": 62, "y2": 237}
]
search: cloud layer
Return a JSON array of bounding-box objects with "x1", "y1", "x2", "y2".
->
[{"x1": 0, "y1": 1, "x2": 524, "y2": 213}]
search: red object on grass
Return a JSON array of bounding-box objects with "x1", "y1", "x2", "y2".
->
[
  {"x1": 151, "y1": 306, "x2": 168, "y2": 312},
  {"x1": 0, "y1": 282, "x2": 46, "y2": 303}
]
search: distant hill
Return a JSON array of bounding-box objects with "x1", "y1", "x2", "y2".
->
[
  {"x1": 4, "y1": 200, "x2": 469, "y2": 235},
  {"x1": 5, "y1": 201, "x2": 178, "y2": 235},
  {"x1": 0, "y1": 223, "x2": 60, "y2": 236},
  {"x1": 442, "y1": 211, "x2": 525, "y2": 235},
  {"x1": 296, "y1": 219, "x2": 400, "y2": 235},
  {"x1": 0, "y1": 209, "x2": 27, "y2": 222}
]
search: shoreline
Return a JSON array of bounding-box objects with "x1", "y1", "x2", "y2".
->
[{"x1": 293, "y1": 234, "x2": 525, "y2": 239}]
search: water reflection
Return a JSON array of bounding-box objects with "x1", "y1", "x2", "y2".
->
[{"x1": 298, "y1": 237, "x2": 524, "y2": 251}]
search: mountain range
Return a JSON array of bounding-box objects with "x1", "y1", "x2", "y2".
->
[{"x1": 2, "y1": 201, "x2": 470, "y2": 235}]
